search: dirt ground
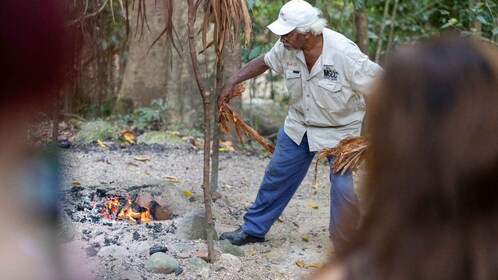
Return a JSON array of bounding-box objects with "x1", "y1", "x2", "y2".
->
[{"x1": 59, "y1": 141, "x2": 338, "y2": 280}]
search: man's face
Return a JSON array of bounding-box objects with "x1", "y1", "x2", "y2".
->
[{"x1": 280, "y1": 29, "x2": 306, "y2": 50}]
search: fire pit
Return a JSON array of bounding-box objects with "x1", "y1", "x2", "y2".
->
[{"x1": 64, "y1": 185, "x2": 173, "y2": 225}]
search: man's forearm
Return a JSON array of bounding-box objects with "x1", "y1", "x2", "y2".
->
[{"x1": 226, "y1": 54, "x2": 269, "y2": 86}]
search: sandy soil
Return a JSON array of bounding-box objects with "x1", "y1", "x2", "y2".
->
[{"x1": 59, "y1": 142, "x2": 336, "y2": 280}]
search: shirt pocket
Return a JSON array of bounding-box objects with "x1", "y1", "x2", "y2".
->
[
  {"x1": 315, "y1": 80, "x2": 351, "y2": 112},
  {"x1": 284, "y1": 69, "x2": 302, "y2": 102}
]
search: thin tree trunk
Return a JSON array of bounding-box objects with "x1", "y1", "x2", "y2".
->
[
  {"x1": 375, "y1": 0, "x2": 390, "y2": 62},
  {"x1": 355, "y1": 4, "x2": 370, "y2": 57},
  {"x1": 386, "y1": 0, "x2": 399, "y2": 52},
  {"x1": 472, "y1": 0, "x2": 482, "y2": 33},
  {"x1": 187, "y1": 0, "x2": 215, "y2": 263},
  {"x1": 210, "y1": 59, "x2": 223, "y2": 195}
]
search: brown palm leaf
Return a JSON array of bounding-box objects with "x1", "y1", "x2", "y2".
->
[
  {"x1": 218, "y1": 84, "x2": 275, "y2": 153},
  {"x1": 313, "y1": 136, "x2": 368, "y2": 186}
]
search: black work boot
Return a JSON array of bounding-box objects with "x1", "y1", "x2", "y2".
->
[{"x1": 219, "y1": 227, "x2": 265, "y2": 246}]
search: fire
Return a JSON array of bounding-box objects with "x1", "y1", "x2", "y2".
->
[{"x1": 102, "y1": 197, "x2": 152, "y2": 223}]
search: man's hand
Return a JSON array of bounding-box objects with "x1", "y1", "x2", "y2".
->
[
  {"x1": 217, "y1": 82, "x2": 235, "y2": 109},
  {"x1": 216, "y1": 54, "x2": 269, "y2": 109}
]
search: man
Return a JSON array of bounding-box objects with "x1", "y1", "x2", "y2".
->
[{"x1": 217, "y1": 0, "x2": 381, "y2": 254}]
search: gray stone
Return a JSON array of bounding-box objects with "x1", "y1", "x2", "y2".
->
[
  {"x1": 219, "y1": 239, "x2": 245, "y2": 257},
  {"x1": 177, "y1": 209, "x2": 218, "y2": 240},
  {"x1": 144, "y1": 252, "x2": 178, "y2": 274},
  {"x1": 145, "y1": 184, "x2": 190, "y2": 219},
  {"x1": 97, "y1": 245, "x2": 129, "y2": 258},
  {"x1": 189, "y1": 256, "x2": 210, "y2": 278},
  {"x1": 75, "y1": 120, "x2": 115, "y2": 143},
  {"x1": 134, "y1": 241, "x2": 150, "y2": 256},
  {"x1": 215, "y1": 253, "x2": 242, "y2": 272},
  {"x1": 57, "y1": 210, "x2": 75, "y2": 243}
]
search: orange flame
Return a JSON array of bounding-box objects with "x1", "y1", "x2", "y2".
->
[{"x1": 102, "y1": 197, "x2": 152, "y2": 222}]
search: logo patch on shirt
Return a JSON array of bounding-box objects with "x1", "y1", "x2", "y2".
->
[
  {"x1": 287, "y1": 60, "x2": 298, "y2": 68},
  {"x1": 323, "y1": 65, "x2": 339, "y2": 81}
]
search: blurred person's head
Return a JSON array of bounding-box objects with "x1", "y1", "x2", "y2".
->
[
  {"x1": 346, "y1": 34, "x2": 498, "y2": 279},
  {"x1": 0, "y1": 1, "x2": 90, "y2": 279},
  {"x1": 0, "y1": 0, "x2": 64, "y2": 118}
]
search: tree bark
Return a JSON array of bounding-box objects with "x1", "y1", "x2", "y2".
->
[
  {"x1": 375, "y1": 0, "x2": 390, "y2": 63},
  {"x1": 210, "y1": 59, "x2": 223, "y2": 195},
  {"x1": 114, "y1": 0, "x2": 169, "y2": 114},
  {"x1": 187, "y1": 0, "x2": 215, "y2": 263},
  {"x1": 355, "y1": 5, "x2": 370, "y2": 57}
]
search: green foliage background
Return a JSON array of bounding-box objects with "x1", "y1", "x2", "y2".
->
[{"x1": 244, "y1": 0, "x2": 497, "y2": 63}]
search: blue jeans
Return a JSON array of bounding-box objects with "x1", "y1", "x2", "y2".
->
[{"x1": 242, "y1": 126, "x2": 360, "y2": 251}]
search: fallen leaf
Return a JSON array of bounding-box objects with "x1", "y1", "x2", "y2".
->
[
  {"x1": 181, "y1": 190, "x2": 193, "y2": 198},
  {"x1": 123, "y1": 134, "x2": 135, "y2": 143},
  {"x1": 127, "y1": 162, "x2": 139, "y2": 167},
  {"x1": 71, "y1": 181, "x2": 81, "y2": 186},
  {"x1": 307, "y1": 263, "x2": 323, "y2": 269},
  {"x1": 133, "y1": 156, "x2": 149, "y2": 162},
  {"x1": 97, "y1": 139, "x2": 106, "y2": 148},
  {"x1": 302, "y1": 235, "x2": 309, "y2": 242},
  {"x1": 224, "y1": 184, "x2": 233, "y2": 189},
  {"x1": 277, "y1": 216, "x2": 284, "y2": 222},
  {"x1": 307, "y1": 201, "x2": 319, "y2": 209},
  {"x1": 220, "y1": 140, "x2": 235, "y2": 151},
  {"x1": 247, "y1": 249, "x2": 257, "y2": 255},
  {"x1": 164, "y1": 175, "x2": 181, "y2": 183},
  {"x1": 119, "y1": 129, "x2": 137, "y2": 144},
  {"x1": 312, "y1": 183, "x2": 320, "y2": 189},
  {"x1": 295, "y1": 260, "x2": 305, "y2": 268}
]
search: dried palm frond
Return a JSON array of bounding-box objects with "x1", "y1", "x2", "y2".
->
[
  {"x1": 199, "y1": 0, "x2": 252, "y2": 58},
  {"x1": 218, "y1": 84, "x2": 275, "y2": 153},
  {"x1": 313, "y1": 136, "x2": 368, "y2": 185}
]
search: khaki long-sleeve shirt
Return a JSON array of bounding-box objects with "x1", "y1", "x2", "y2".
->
[{"x1": 264, "y1": 28, "x2": 382, "y2": 151}]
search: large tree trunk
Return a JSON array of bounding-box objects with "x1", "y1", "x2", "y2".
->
[
  {"x1": 114, "y1": 1, "x2": 170, "y2": 114},
  {"x1": 114, "y1": 1, "x2": 204, "y2": 128}
]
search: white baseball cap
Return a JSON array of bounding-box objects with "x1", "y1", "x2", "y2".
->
[{"x1": 267, "y1": 0, "x2": 319, "y2": 36}]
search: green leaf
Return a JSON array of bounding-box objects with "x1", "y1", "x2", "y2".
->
[
  {"x1": 476, "y1": 15, "x2": 489, "y2": 25},
  {"x1": 439, "y1": 10, "x2": 450, "y2": 16}
]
